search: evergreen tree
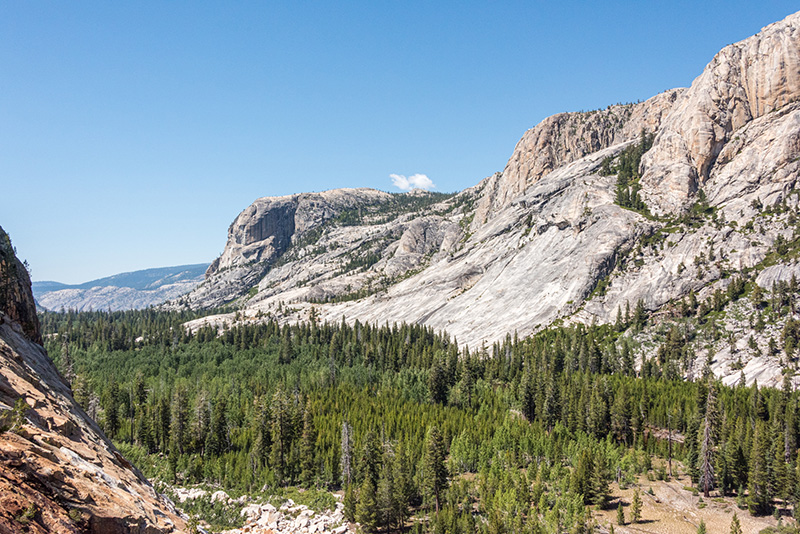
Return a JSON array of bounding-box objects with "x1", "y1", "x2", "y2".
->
[
  {"x1": 205, "y1": 395, "x2": 228, "y2": 457},
  {"x1": 356, "y1": 476, "x2": 378, "y2": 532},
  {"x1": 610, "y1": 387, "x2": 632, "y2": 444},
  {"x1": 270, "y1": 386, "x2": 291, "y2": 485},
  {"x1": 729, "y1": 513, "x2": 742, "y2": 534},
  {"x1": 279, "y1": 326, "x2": 294, "y2": 364},
  {"x1": 697, "y1": 519, "x2": 707, "y2": 534},
  {"x1": 631, "y1": 488, "x2": 642, "y2": 523},
  {"x1": 60, "y1": 338, "x2": 75, "y2": 386},
  {"x1": 343, "y1": 483, "x2": 356, "y2": 522},
  {"x1": 299, "y1": 403, "x2": 317, "y2": 487},
  {"x1": 341, "y1": 421, "x2": 354, "y2": 487},
  {"x1": 423, "y1": 426, "x2": 448, "y2": 513},
  {"x1": 428, "y1": 360, "x2": 448, "y2": 404},
  {"x1": 521, "y1": 370, "x2": 536, "y2": 422},
  {"x1": 105, "y1": 377, "x2": 120, "y2": 437},
  {"x1": 633, "y1": 299, "x2": 647, "y2": 331},
  {"x1": 748, "y1": 420, "x2": 772, "y2": 515},
  {"x1": 170, "y1": 384, "x2": 189, "y2": 454},
  {"x1": 699, "y1": 382, "x2": 718, "y2": 497},
  {"x1": 358, "y1": 430, "x2": 381, "y2": 487},
  {"x1": 392, "y1": 439, "x2": 413, "y2": 528},
  {"x1": 377, "y1": 446, "x2": 397, "y2": 530},
  {"x1": 616, "y1": 500, "x2": 625, "y2": 525},
  {"x1": 192, "y1": 391, "x2": 210, "y2": 455}
]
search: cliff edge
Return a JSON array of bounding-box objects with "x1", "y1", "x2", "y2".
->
[{"x1": 0, "y1": 226, "x2": 184, "y2": 533}]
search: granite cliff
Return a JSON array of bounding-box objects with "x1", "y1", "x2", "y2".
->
[
  {"x1": 0, "y1": 226, "x2": 184, "y2": 533},
  {"x1": 180, "y1": 12, "x2": 800, "y2": 388}
]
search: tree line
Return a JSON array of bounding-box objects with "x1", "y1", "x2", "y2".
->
[{"x1": 40, "y1": 308, "x2": 800, "y2": 532}]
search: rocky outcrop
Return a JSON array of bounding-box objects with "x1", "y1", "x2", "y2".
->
[
  {"x1": 641, "y1": 11, "x2": 800, "y2": 214},
  {"x1": 1, "y1": 226, "x2": 41, "y2": 344},
  {"x1": 473, "y1": 89, "x2": 683, "y2": 226},
  {"x1": 0, "y1": 230, "x2": 183, "y2": 533},
  {"x1": 210, "y1": 189, "x2": 393, "y2": 275},
  {"x1": 171, "y1": 488, "x2": 355, "y2": 534},
  {"x1": 185, "y1": 188, "x2": 395, "y2": 309}
]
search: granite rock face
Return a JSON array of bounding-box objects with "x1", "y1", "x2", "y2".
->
[
  {"x1": 181, "y1": 11, "x2": 800, "y2": 387},
  {"x1": 474, "y1": 89, "x2": 683, "y2": 226},
  {"x1": 0, "y1": 226, "x2": 41, "y2": 344},
  {"x1": 640, "y1": 11, "x2": 800, "y2": 214},
  {"x1": 0, "y1": 229, "x2": 183, "y2": 533},
  {"x1": 185, "y1": 188, "x2": 395, "y2": 309}
]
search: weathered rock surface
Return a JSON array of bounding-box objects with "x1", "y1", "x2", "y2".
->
[
  {"x1": 0, "y1": 228, "x2": 183, "y2": 533},
  {"x1": 171, "y1": 488, "x2": 356, "y2": 534},
  {"x1": 180, "y1": 11, "x2": 800, "y2": 387},
  {"x1": 185, "y1": 189, "x2": 395, "y2": 309},
  {"x1": 473, "y1": 88, "x2": 684, "y2": 226},
  {"x1": 230, "y1": 498, "x2": 352, "y2": 534},
  {"x1": 1, "y1": 226, "x2": 41, "y2": 344},
  {"x1": 34, "y1": 264, "x2": 208, "y2": 312},
  {"x1": 641, "y1": 11, "x2": 800, "y2": 214}
]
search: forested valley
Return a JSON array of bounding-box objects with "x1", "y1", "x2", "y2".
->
[{"x1": 39, "y1": 306, "x2": 800, "y2": 534}]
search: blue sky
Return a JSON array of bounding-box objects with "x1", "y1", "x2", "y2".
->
[{"x1": 3, "y1": 2, "x2": 798, "y2": 284}]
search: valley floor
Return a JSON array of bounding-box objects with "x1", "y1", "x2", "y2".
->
[{"x1": 594, "y1": 473, "x2": 780, "y2": 534}]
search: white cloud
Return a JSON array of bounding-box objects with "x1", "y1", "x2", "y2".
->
[{"x1": 390, "y1": 173, "x2": 436, "y2": 191}]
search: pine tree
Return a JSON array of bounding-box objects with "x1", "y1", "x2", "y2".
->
[
  {"x1": 170, "y1": 384, "x2": 189, "y2": 454},
  {"x1": 343, "y1": 483, "x2": 356, "y2": 522},
  {"x1": 423, "y1": 426, "x2": 448, "y2": 513},
  {"x1": 748, "y1": 420, "x2": 772, "y2": 515},
  {"x1": 588, "y1": 381, "x2": 609, "y2": 438},
  {"x1": 205, "y1": 395, "x2": 228, "y2": 457},
  {"x1": 729, "y1": 513, "x2": 742, "y2": 534},
  {"x1": 616, "y1": 500, "x2": 625, "y2": 525},
  {"x1": 697, "y1": 519, "x2": 707, "y2": 534},
  {"x1": 192, "y1": 391, "x2": 210, "y2": 455},
  {"x1": 376, "y1": 446, "x2": 396, "y2": 531},
  {"x1": 633, "y1": 299, "x2": 647, "y2": 331},
  {"x1": 270, "y1": 387, "x2": 291, "y2": 485},
  {"x1": 358, "y1": 430, "x2": 381, "y2": 487},
  {"x1": 521, "y1": 370, "x2": 536, "y2": 422},
  {"x1": 279, "y1": 326, "x2": 294, "y2": 364},
  {"x1": 428, "y1": 361, "x2": 448, "y2": 404},
  {"x1": 392, "y1": 439, "x2": 413, "y2": 528},
  {"x1": 249, "y1": 396, "x2": 271, "y2": 473},
  {"x1": 60, "y1": 338, "x2": 75, "y2": 386},
  {"x1": 299, "y1": 403, "x2": 316, "y2": 487},
  {"x1": 631, "y1": 487, "x2": 642, "y2": 523},
  {"x1": 341, "y1": 421, "x2": 353, "y2": 487},
  {"x1": 356, "y1": 476, "x2": 378, "y2": 532},
  {"x1": 610, "y1": 387, "x2": 632, "y2": 444},
  {"x1": 699, "y1": 382, "x2": 718, "y2": 497},
  {"x1": 571, "y1": 448, "x2": 600, "y2": 505}
]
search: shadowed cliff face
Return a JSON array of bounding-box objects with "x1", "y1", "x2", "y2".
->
[
  {"x1": 0, "y1": 226, "x2": 184, "y2": 533},
  {"x1": 0, "y1": 226, "x2": 41, "y2": 345}
]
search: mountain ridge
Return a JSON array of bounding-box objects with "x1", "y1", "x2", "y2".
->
[
  {"x1": 175, "y1": 11, "x2": 800, "y2": 388},
  {"x1": 35, "y1": 263, "x2": 208, "y2": 312}
]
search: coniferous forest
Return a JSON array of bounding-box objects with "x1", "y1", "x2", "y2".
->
[{"x1": 38, "y1": 306, "x2": 800, "y2": 533}]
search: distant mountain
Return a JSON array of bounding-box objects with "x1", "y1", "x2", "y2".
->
[{"x1": 34, "y1": 263, "x2": 208, "y2": 311}]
